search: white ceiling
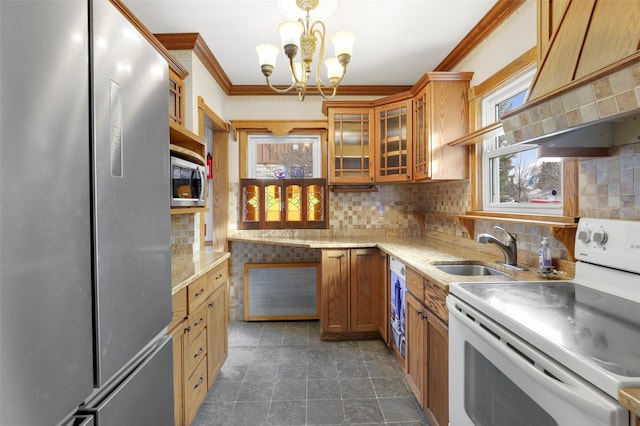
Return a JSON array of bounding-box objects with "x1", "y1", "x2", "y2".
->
[{"x1": 123, "y1": 0, "x2": 497, "y2": 87}]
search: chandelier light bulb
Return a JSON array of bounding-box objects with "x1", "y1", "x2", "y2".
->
[
  {"x1": 324, "y1": 57, "x2": 343, "y2": 81},
  {"x1": 256, "y1": 44, "x2": 279, "y2": 67},
  {"x1": 331, "y1": 31, "x2": 355, "y2": 57},
  {"x1": 278, "y1": 21, "x2": 303, "y2": 48}
]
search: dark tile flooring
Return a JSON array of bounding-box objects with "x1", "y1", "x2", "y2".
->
[{"x1": 192, "y1": 320, "x2": 430, "y2": 426}]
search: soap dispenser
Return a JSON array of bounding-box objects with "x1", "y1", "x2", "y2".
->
[{"x1": 538, "y1": 237, "x2": 552, "y2": 272}]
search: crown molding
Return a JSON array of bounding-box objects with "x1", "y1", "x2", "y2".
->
[
  {"x1": 151, "y1": 0, "x2": 524, "y2": 96},
  {"x1": 228, "y1": 84, "x2": 412, "y2": 97},
  {"x1": 434, "y1": 0, "x2": 526, "y2": 71},
  {"x1": 155, "y1": 32, "x2": 233, "y2": 94}
]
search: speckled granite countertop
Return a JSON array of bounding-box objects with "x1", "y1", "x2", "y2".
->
[
  {"x1": 620, "y1": 388, "x2": 640, "y2": 419},
  {"x1": 171, "y1": 251, "x2": 230, "y2": 295},
  {"x1": 227, "y1": 233, "x2": 547, "y2": 289}
]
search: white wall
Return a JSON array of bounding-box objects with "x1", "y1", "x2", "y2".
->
[{"x1": 453, "y1": 0, "x2": 536, "y2": 86}]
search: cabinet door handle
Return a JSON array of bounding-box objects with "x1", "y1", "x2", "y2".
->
[
  {"x1": 184, "y1": 325, "x2": 191, "y2": 333},
  {"x1": 194, "y1": 317, "x2": 204, "y2": 327},
  {"x1": 194, "y1": 376, "x2": 204, "y2": 389},
  {"x1": 195, "y1": 288, "x2": 206, "y2": 297},
  {"x1": 193, "y1": 347, "x2": 204, "y2": 359},
  {"x1": 215, "y1": 273, "x2": 223, "y2": 280}
]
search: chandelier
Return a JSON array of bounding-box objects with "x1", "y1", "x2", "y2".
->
[{"x1": 256, "y1": 0, "x2": 354, "y2": 101}]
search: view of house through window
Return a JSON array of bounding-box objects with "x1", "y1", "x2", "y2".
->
[
  {"x1": 482, "y1": 69, "x2": 563, "y2": 214},
  {"x1": 247, "y1": 135, "x2": 321, "y2": 179}
]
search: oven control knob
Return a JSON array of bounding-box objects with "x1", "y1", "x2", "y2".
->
[
  {"x1": 593, "y1": 229, "x2": 608, "y2": 245},
  {"x1": 578, "y1": 228, "x2": 591, "y2": 244}
]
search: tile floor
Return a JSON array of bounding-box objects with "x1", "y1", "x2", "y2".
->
[{"x1": 192, "y1": 320, "x2": 430, "y2": 426}]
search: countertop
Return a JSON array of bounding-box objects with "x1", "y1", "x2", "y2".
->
[
  {"x1": 227, "y1": 232, "x2": 545, "y2": 290},
  {"x1": 171, "y1": 251, "x2": 230, "y2": 295},
  {"x1": 620, "y1": 388, "x2": 640, "y2": 419}
]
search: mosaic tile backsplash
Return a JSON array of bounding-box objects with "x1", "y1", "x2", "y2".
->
[
  {"x1": 502, "y1": 62, "x2": 640, "y2": 145},
  {"x1": 182, "y1": 142, "x2": 640, "y2": 319}
]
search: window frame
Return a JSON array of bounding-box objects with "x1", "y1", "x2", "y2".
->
[{"x1": 479, "y1": 67, "x2": 564, "y2": 215}]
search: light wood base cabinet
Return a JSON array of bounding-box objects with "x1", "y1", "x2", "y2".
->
[
  {"x1": 170, "y1": 259, "x2": 229, "y2": 426},
  {"x1": 320, "y1": 248, "x2": 386, "y2": 340},
  {"x1": 403, "y1": 270, "x2": 449, "y2": 426}
]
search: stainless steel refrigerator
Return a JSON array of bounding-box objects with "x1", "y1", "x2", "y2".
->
[{"x1": 0, "y1": 1, "x2": 174, "y2": 425}]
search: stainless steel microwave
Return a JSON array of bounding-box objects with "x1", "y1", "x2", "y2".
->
[{"x1": 170, "y1": 156, "x2": 205, "y2": 207}]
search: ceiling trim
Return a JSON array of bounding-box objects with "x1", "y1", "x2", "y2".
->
[
  {"x1": 153, "y1": 0, "x2": 525, "y2": 96},
  {"x1": 228, "y1": 84, "x2": 412, "y2": 97},
  {"x1": 434, "y1": 0, "x2": 526, "y2": 71},
  {"x1": 110, "y1": 0, "x2": 188, "y2": 79},
  {"x1": 155, "y1": 32, "x2": 234, "y2": 95}
]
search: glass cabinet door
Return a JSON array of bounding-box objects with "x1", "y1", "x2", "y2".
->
[
  {"x1": 375, "y1": 99, "x2": 412, "y2": 182},
  {"x1": 328, "y1": 108, "x2": 374, "y2": 184},
  {"x1": 413, "y1": 86, "x2": 430, "y2": 180}
]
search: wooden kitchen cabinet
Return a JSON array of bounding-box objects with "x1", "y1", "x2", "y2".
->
[
  {"x1": 206, "y1": 260, "x2": 229, "y2": 387},
  {"x1": 413, "y1": 73, "x2": 471, "y2": 181},
  {"x1": 169, "y1": 68, "x2": 184, "y2": 126},
  {"x1": 320, "y1": 248, "x2": 385, "y2": 339},
  {"x1": 170, "y1": 259, "x2": 230, "y2": 426},
  {"x1": 375, "y1": 97, "x2": 413, "y2": 182},
  {"x1": 426, "y1": 312, "x2": 448, "y2": 426},
  {"x1": 403, "y1": 271, "x2": 449, "y2": 426},
  {"x1": 327, "y1": 107, "x2": 375, "y2": 184},
  {"x1": 405, "y1": 291, "x2": 425, "y2": 404},
  {"x1": 377, "y1": 251, "x2": 390, "y2": 345}
]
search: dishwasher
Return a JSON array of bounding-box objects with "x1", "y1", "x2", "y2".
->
[{"x1": 389, "y1": 256, "x2": 407, "y2": 359}]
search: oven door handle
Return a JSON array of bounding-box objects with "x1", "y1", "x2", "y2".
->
[{"x1": 449, "y1": 300, "x2": 624, "y2": 424}]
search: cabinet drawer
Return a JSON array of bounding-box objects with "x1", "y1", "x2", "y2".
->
[
  {"x1": 424, "y1": 278, "x2": 448, "y2": 323},
  {"x1": 208, "y1": 261, "x2": 228, "y2": 293},
  {"x1": 188, "y1": 275, "x2": 209, "y2": 314},
  {"x1": 169, "y1": 288, "x2": 187, "y2": 330},
  {"x1": 186, "y1": 303, "x2": 207, "y2": 347},
  {"x1": 185, "y1": 354, "x2": 208, "y2": 425},
  {"x1": 185, "y1": 326, "x2": 207, "y2": 378},
  {"x1": 406, "y1": 268, "x2": 424, "y2": 300}
]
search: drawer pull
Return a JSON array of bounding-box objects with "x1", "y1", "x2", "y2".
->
[
  {"x1": 194, "y1": 376, "x2": 204, "y2": 389},
  {"x1": 193, "y1": 317, "x2": 204, "y2": 327},
  {"x1": 215, "y1": 273, "x2": 223, "y2": 280},
  {"x1": 194, "y1": 288, "x2": 205, "y2": 297},
  {"x1": 193, "y1": 347, "x2": 204, "y2": 359}
]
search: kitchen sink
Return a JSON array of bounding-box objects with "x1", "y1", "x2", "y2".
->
[{"x1": 434, "y1": 263, "x2": 507, "y2": 276}]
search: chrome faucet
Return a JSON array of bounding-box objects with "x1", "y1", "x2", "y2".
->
[{"x1": 477, "y1": 226, "x2": 525, "y2": 270}]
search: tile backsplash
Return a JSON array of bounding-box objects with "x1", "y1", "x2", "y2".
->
[
  {"x1": 189, "y1": 141, "x2": 640, "y2": 319},
  {"x1": 578, "y1": 142, "x2": 640, "y2": 220}
]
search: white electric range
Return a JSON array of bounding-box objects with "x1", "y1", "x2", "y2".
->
[{"x1": 447, "y1": 218, "x2": 640, "y2": 426}]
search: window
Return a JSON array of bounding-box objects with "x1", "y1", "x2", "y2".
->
[
  {"x1": 247, "y1": 135, "x2": 321, "y2": 179},
  {"x1": 481, "y1": 68, "x2": 563, "y2": 214},
  {"x1": 239, "y1": 132, "x2": 327, "y2": 230}
]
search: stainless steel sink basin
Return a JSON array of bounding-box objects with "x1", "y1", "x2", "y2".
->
[{"x1": 434, "y1": 264, "x2": 507, "y2": 276}]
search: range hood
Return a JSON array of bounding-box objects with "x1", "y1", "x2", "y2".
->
[{"x1": 500, "y1": 0, "x2": 640, "y2": 150}]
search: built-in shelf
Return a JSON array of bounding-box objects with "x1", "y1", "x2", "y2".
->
[
  {"x1": 447, "y1": 122, "x2": 503, "y2": 146},
  {"x1": 170, "y1": 144, "x2": 205, "y2": 165},
  {"x1": 413, "y1": 210, "x2": 579, "y2": 261},
  {"x1": 169, "y1": 121, "x2": 206, "y2": 165},
  {"x1": 171, "y1": 207, "x2": 208, "y2": 215}
]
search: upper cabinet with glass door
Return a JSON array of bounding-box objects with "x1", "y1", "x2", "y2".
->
[
  {"x1": 326, "y1": 106, "x2": 375, "y2": 184},
  {"x1": 375, "y1": 96, "x2": 413, "y2": 183}
]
